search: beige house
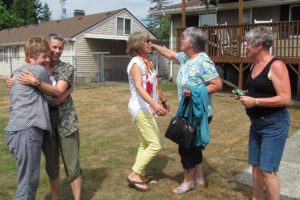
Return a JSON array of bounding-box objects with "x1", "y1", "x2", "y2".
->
[
  {"x1": 0, "y1": 8, "x2": 156, "y2": 83},
  {"x1": 151, "y1": 0, "x2": 300, "y2": 100}
]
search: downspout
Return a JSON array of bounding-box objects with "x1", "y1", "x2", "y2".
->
[{"x1": 169, "y1": 16, "x2": 173, "y2": 81}]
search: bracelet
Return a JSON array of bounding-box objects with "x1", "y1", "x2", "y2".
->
[{"x1": 255, "y1": 98, "x2": 259, "y2": 105}]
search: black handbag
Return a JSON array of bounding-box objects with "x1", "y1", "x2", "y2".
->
[{"x1": 165, "y1": 97, "x2": 196, "y2": 149}]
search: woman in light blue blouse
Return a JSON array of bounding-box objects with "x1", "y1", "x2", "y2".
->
[{"x1": 152, "y1": 27, "x2": 222, "y2": 194}]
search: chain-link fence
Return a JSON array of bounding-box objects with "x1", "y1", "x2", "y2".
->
[{"x1": 0, "y1": 52, "x2": 170, "y2": 87}]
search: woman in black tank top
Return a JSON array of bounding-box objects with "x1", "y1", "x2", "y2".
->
[{"x1": 232, "y1": 27, "x2": 291, "y2": 200}]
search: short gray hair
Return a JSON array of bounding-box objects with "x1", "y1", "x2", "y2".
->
[
  {"x1": 183, "y1": 27, "x2": 207, "y2": 52},
  {"x1": 48, "y1": 33, "x2": 65, "y2": 43},
  {"x1": 244, "y1": 27, "x2": 273, "y2": 50}
]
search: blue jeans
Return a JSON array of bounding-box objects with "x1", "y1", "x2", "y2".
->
[
  {"x1": 5, "y1": 127, "x2": 44, "y2": 200},
  {"x1": 248, "y1": 108, "x2": 290, "y2": 173}
]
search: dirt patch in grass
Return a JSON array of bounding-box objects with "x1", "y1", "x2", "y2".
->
[{"x1": 0, "y1": 80, "x2": 298, "y2": 200}]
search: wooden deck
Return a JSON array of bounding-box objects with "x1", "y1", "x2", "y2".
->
[{"x1": 176, "y1": 21, "x2": 300, "y2": 100}]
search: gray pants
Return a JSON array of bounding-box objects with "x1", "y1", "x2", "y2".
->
[{"x1": 5, "y1": 127, "x2": 44, "y2": 200}]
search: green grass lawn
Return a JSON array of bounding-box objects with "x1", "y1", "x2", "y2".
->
[{"x1": 0, "y1": 80, "x2": 299, "y2": 200}]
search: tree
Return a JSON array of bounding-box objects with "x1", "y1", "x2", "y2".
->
[
  {"x1": 12, "y1": 0, "x2": 36, "y2": 25},
  {"x1": 11, "y1": 0, "x2": 51, "y2": 25},
  {"x1": 145, "y1": 0, "x2": 172, "y2": 41},
  {"x1": 0, "y1": 2, "x2": 23, "y2": 29},
  {"x1": 203, "y1": 0, "x2": 220, "y2": 10},
  {"x1": 37, "y1": 2, "x2": 52, "y2": 22},
  {"x1": 0, "y1": 0, "x2": 13, "y2": 9}
]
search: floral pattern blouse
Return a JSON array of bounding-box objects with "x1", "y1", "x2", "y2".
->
[{"x1": 176, "y1": 52, "x2": 219, "y2": 116}]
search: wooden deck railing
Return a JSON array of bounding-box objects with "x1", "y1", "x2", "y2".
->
[{"x1": 176, "y1": 21, "x2": 300, "y2": 64}]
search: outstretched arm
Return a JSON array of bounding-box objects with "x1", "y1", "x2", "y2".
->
[{"x1": 151, "y1": 44, "x2": 180, "y2": 64}]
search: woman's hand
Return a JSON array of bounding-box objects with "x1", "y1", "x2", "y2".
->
[
  {"x1": 231, "y1": 90, "x2": 240, "y2": 100},
  {"x1": 162, "y1": 102, "x2": 170, "y2": 112},
  {"x1": 231, "y1": 89, "x2": 248, "y2": 100},
  {"x1": 53, "y1": 83, "x2": 74, "y2": 106},
  {"x1": 6, "y1": 74, "x2": 14, "y2": 88},
  {"x1": 239, "y1": 96, "x2": 256, "y2": 108},
  {"x1": 183, "y1": 88, "x2": 191, "y2": 96},
  {"x1": 152, "y1": 102, "x2": 168, "y2": 116},
  {"x1": 17, "y1": 72, "x2": 39, "y2": 86}
]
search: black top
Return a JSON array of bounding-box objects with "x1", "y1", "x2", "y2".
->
[{"x1": 245, "y1": 57, "x2": 286, "y2": 118}]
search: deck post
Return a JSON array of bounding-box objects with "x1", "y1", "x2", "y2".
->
[
  {"x1": 297, "y1": 63, "x2": 300, "y2": 101},
  {"x1": 182, "y1": 0, "x2": 186, "y2": 28},
  {"x1": 238, "y1": 63, "x2": 243, "y2": 89}
]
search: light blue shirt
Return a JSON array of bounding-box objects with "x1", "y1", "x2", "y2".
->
[{"x1": 176, "y1": 52, "x2": 219, "y2": 116}]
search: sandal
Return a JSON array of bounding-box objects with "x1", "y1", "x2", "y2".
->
[
  {"x1": 194, "y1": 178, "x2": 207, "y2": 188},
  {"x1": 172, "y1": 182, "x2": 194, "y2": 194},
  {"x1": 126, "y1": 177, "x2": 149, "y2": 192}
]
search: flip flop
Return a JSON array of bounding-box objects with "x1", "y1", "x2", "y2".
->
[
  {"x1": 142, "y1": 176, "x2": 158, "y2": 184},
  {"x1": 126, "y1": 177, "x2": 149, "y2": 192}
]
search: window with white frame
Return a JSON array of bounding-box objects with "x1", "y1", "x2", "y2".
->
[
  {"x1": 117, "y1": 17, "x2": 131, "y2": 35},
  {"x1": 0, "y1": 48, "x2": 5, "y2": 62},
  {"x1": 11, "y1": 46, "x2": 19, "y2": 60}
]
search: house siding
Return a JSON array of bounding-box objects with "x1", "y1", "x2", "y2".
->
[
  {"x1": 88, "y1": 10, "x2": 153, "y2": 37},
  {"x1": 74, "y1": 10, "x2": 154, "y2": 82},
  {"x1": 217, "y1": 6, "x2": 280, "y2": 25},
  {"x1": 252, "y1": 6, "x2": 280, "y2": 22},
  {"x1": 0, "y1": 43, "x2": 74, "y2": 78},
  {"x1": 0, "y1": 9, "x2": 157, "y2": 82}
]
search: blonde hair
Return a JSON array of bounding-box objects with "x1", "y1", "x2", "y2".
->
[
  {"x1": 126, "y1": 31, "x2": 150, "y2": 57},
  {"x1": 25, "y1": 36, "x2": 50, "y2": 63}
]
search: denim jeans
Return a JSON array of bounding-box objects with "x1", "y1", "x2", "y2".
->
[{"x1": 249, "y1": 108, "x2": 290, "y2": 173}]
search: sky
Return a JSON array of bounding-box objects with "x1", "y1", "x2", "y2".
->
[{"x1": 42, "y1": 0, "x2": 182, "y2": 23}]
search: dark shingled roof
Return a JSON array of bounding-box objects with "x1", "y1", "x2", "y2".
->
[{"x1": 0, "y1": 8, "x2": 124, "y2": 45}]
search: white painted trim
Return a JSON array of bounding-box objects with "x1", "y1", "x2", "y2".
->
[
  {"x1": 116, "y1": 16, "x2": 132, "y2": 35},
  {"x1": 0, "y1": 42, "x2": 26, "y2": 47},
  {"x1": 151, "y1": 0, "x2": 300, "y2": 15},
  {"x1": 84, "y1": 33, "x2": 129, "y2": 40}
]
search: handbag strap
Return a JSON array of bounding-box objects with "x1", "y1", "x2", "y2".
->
[{"x1": 178, "y1": 96, "x2": 193, "y2": 123}]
